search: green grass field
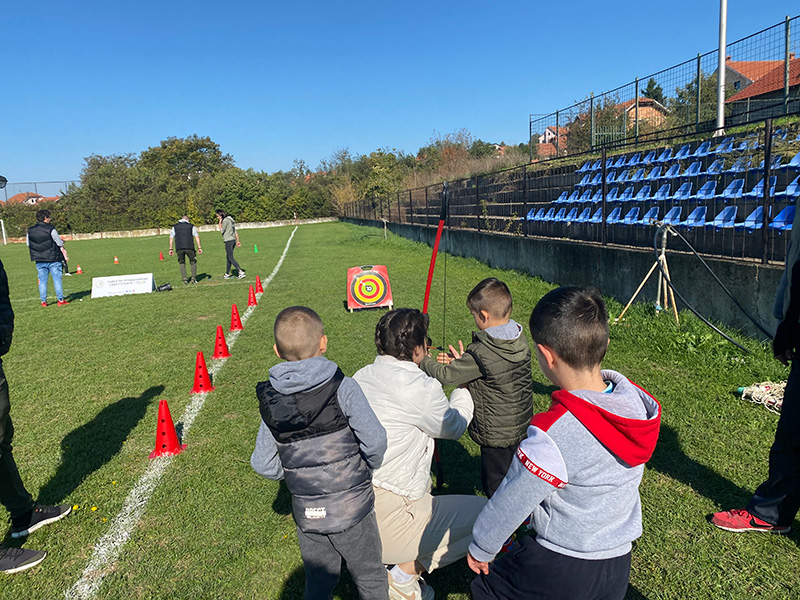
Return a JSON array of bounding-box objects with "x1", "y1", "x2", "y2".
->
[{"x1": 0, "y1": 221, "x2": 796, "y2": 599}]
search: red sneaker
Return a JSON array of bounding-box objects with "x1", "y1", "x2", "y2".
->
[
  {"x1": 57, "y1": 300, "x2": 69, "y2": 307},
  {"x1": 710, "y1": 508, "x2": 791, "y2": 534},
  {"x1": 41, "y1": 302, "x2": 47, "y2": 307}
]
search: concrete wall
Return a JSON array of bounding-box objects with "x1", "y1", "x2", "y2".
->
[{"x1": 344, "y1": 218, "x2": 783, "y2": 340}]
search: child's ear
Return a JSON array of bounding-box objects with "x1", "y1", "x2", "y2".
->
[
  {"x1": 319, "y1": 334, "x2": 328, "y2": 354},
  {"x1": 537, "y1": 343, "x2": 556, "y2": 369},
  {"x1": 273, "y1": 344, "x2": 282, "y2": 358},
  {"x1": 479, "y1": 310, "x2": 490, "y2": 324}
]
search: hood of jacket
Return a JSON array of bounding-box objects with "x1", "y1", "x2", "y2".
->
[
  {"x1": 547, "y1": 370, "x2": 660, "y2": 467},
  {"x1": 268, "y1": 356, "x2": 338, "y2": 395},
  {"x1": 472, "y1": 321, "x2": 529, "y2": 363}
]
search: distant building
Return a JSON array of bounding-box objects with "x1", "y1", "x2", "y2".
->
[
  {"x1": 5, "y1": 192, "x2": 59, "y2": 206},
  {"x1": 537, "y1": 126, "x2": 568, "y2": 157},
  {"x1": 725, "y1": 56, "x2": 793, "y2": 93},
  {"x1": 617, "y1": 97, "x2": 668, "y2": 129},
  {"x1": 726, "y1": 58, "x2": 800, "y2": 104}
]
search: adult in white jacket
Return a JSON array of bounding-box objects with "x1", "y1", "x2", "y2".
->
[{"x1": 354, "y1": 308, "x2": 487, "y2": 600}]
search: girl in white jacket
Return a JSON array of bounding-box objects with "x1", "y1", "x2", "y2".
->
[{"x1": 354, "y1": 308, "x2": 487, "y2": 600}]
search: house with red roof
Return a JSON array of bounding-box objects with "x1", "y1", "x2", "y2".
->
[
  {"x1": 4, "y1": 192, "x2": 60, "y2": 206},
  {"x1": 726, "y1": 58, "x2": 800, "y2": 104}
]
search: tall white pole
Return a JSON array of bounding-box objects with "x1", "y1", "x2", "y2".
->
[{"x1": 716, "y1": 0, "x2": 728, "y2": 134}]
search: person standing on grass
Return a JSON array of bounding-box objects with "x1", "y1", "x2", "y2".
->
[
  {"x1": 0, "y1": 258, "x2": 72, "y2": 574},
  {"x1": 252, "y1": 306, "x2": 389, "y2": 599},
  {"x1": 711, "y1": 190, "x2": 800, "y2": 535},
  {"x1": 216, "y1": 209, "x2": 245, "y2": 279},
  {"x1": 168, "y1": 214, "x2": 203, "y2": 285},
  {"x1": 26, "y1": 209, "x2": 69, "y2": 307}
]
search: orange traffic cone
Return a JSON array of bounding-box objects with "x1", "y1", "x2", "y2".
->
[
  {"x1": 159, "y1": 251, "x2": 164, "y2": 261},
  {"x1": 230, "y1": 304, "x2": 243, "y2": 331},
  {"x1": 114, "y1": 256, "x2": 119, "y2": 264},
  {"x1": 212, "y1": 325, "x2": 231, "y2": 359},
  {"x1": 255, "y1": 275, "x2": 264, "y2": 293},
  {"x1": 149, "y1": 400, "x2": 187, "y2": 458},
  {"x1": 247, "y1": 285, "x2": 257, "y2": 307},
  {"x1": 190, "y1": 351, "x2": 215, "y2": 394},
  {"x1": 76, "y1": 265, "x2": 83, "y2": 274}
]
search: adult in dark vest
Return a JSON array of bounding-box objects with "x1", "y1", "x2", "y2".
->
[
  {"x1": 168, "y1": 215, "x2": 203, "y2": 285},
  {"x1": 0, "y1": 257, "x2": 72, "y2": 573},
  {"x1": 26, "y1": 210, "x2": 68, "y2": 307}
]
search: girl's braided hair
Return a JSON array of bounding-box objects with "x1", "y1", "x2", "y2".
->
[{"x1": 374, "y1": 308, "x2": 428, "y2": 361}]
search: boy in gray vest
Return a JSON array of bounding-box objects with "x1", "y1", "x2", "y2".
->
[
  {"x1": 251, "y1": 306, "x2": 389, "y2": 599},
  {"x1": 420, "y1": 278, "x2": 533, "y2": 499}
]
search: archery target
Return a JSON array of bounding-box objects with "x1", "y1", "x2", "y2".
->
[{"x1": 346, "y1": 265, "x2": 394, "y2": 311}]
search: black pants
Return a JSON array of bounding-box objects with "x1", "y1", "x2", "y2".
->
[
  {"x1": 748, "y1": 358, "x2": 800, "y2": 526},
  {"x1": 0, "y1": 360, "x2": 34, "y2": 518},
  {"x1": 176, "y1": 248, "x2": 197, "y2": 280},
  {"x1": 472, "y1": 535, "x2": 631, "y2": 600},
  {"x1": 224, "y1": 240, "x2": 241, "y2": 275},
  {"x1": 481, "y1": 445, "x2": 518, "y2": 498}
]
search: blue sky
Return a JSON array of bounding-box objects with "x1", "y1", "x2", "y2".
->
[{"x1": 1, "y1": 1, "x2": 795, "y2": 185}]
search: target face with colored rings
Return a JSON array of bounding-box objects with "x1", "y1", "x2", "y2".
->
[{"x1": 351, "y1": 272, "x2": 388, "y2": 306}]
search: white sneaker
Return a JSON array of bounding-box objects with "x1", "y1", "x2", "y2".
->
[
  {"x1": 388, "y1": 572, "x2": 434, "y2": 600},
  {"x1": 223, "y1": 273, "x2": 232, "y2": 279},
  {"x1": 237, "y1": 270, "x2": 246, "y2": 279}
]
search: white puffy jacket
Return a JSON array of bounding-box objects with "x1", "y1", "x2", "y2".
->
[{"x1": 353, "y1": 355, "x2": 474, "y2": 501}]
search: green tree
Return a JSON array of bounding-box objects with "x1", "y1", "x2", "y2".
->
[{"x1": 642, "y1": 78, "x2": 666, "y2": 105}]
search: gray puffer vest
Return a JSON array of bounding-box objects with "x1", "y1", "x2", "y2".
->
[{"x1": 257, "y1": 368, "x2": 374, "y2": 534}]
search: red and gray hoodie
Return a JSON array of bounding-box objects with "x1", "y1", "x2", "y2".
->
[{"x1": 469, "y1": 369, "x2": 661, "y2": 563}]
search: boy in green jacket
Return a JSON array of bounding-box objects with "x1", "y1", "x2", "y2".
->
[{"x1": 420, "y1": 278, "x2": 533, "y2": 498}]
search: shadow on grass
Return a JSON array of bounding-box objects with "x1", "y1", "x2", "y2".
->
[
  {"x1": 434, "y1": 437, "x2": 483, "y2": 497},
  {"x1": 626, "y1": 584, "x2": 650, "y2": 599},
  {"x1": 277, "y1": 564, "x2": 359, "y2": 599},
  {"x1": 36, "y1": 385, "x2": 164, "y2": 506},
  {"x1": 65, "y1": 289, "x2": 91, "y2": 302},
  {"x1": 272, "y1": 481, "x2": 293, "y2": 516}
]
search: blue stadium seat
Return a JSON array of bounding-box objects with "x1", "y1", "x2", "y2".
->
[
  {"x1": 606, "y1": 187, "x2": 620, "y2": 202},
  {"x1": 604, "y1": 158, "x2": 615, "y2": 171},
  {"x1": 690, "y1": 180, "x2": 717, "y2": 202},
  {"x1": 617, "y1": 169, "x2": 632, "y2": 184},
  {"x1": 578, "y1": 190, "x2": 593, "y2": 203},
  {"x1": 565, "y1": 190, "x2": 581, "y2": 203},
  {"x1": 622, "y1": 207, "x2": 640, "y2": 225},
  {"x1": 542, "y1": 208, "x2": 556, "y2": 222},
  {"x1": 671, "y1": 144, "x2": 691, "y2": 162},
  {"x1": 781, "y1": 151, "x2": 800, "y2": 172},
  {"x1": 671, "y1": 182, "x2": 693, "y2": 202},
  {"x1": 577, "y1": 160, "x2": 593, "y2": 173},
  {"x1": 619, "y1": 186, "x2": 635, "y2": 202},
  {"x1": 642, "y1": 150, "x2": 657, "y2": 165},
  {"x1": 591, "y1": 189, "x2": 603, "y2": 203},
  {"x1": 646, "y1": 166, "x2": 663, "y2": 183},
  {"x1": 680, "y1": 161, "x2": 702, "y2": 179},
  {"x1": 605, "y1": 171, "x2": 618, "y2": 185},
  {"x1": 699, "y1": 158, "x2": 725, "y2": 177},
  {"x1": 769, "y1": 206, "x2": 795, "y2": 232},
  {"x1": 626, "y1": 153, "x2": 643, "y2": 167},
  {"x1": 630, "y1": 168, "x2": 646, "y2": 183},
  {"x1": 553, "y1": 208, "x2": 568, "y2": 222},
  {"x1": 590, "y1": 159, "x2": 603, "y2": 172},
  {"x1": 589, "y1": 208, "x2": 603, "y2": 224},
  {"x1": 677, "y1": 206, "x2": 707, "y2": 229},
  {"x1": 655, "y1": 148, "x2": 673, "y2": 164},
  {"x1": 633, "y1": 185, "x2": 651, "y2": 202},
  {"x1": 774, "y1": 176, "x2": 800, "y2": 200},
  {"x1": 725, "y1": 158, "x2": 751, "y2": 174},
  {"x1": 663, "y1": 206, "x2": 682, "y2": 224},
  {"x1": 565, "y1": 207, "x2": 579, "y2": 222},
  {"x1": 734, "y1": 206, "x2": 765, "y2": 233},
  {"x1": 743, "y1": 176, "x2": 777, "y2": 199},
  {"x1": 606, "y1": 207, "x2": 623, "y2": 224},
  {"x1": 613, "y1": 156, "x2": 627, "y2": 169},
  {"x1": 637, "y1": 206, "x2": 659, "y2": 226},
  {"x1": 652, "y1": 183, "x2": 671, "y2": 201},
  {"x1": 716, "y1": 178, "x2": 745, "y2": 202},
  {"x1": 713, "y1": 137, "x2": 735, "y2": 155},
  {"x1": 554, "y1": 191, "x2": 569, "y2": 204},
  {"x1": 589, "y1": 172, "x2": 603, "y2": 186},
  {"x1": 754, "y1": 155, "x2": 782, "y2": 172},
  {"x1": 689, "y1": 141, "x2": 712, "y2": 159},
  {"x1": 576, "y1": 207, "x2": 592, "y2": 223},
  {"x1": 706, "y1": 206, "x2": 737, "y2": 231},
  {"x1": 736, "y1": 136, "x2": 759, "y2": 151},
  {"x1": 660, "y1": 164, "x2": 681, "y2": 180},
  {"x1": 576, "y1": 174, "x2": 592, "y2": 188},
  {"x1": 527, "y1": 207, "x2": 546, "y2": 221}
]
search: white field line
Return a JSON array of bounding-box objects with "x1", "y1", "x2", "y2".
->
[{"x1": 64, "y1": 227, "x2": 298, "y2": 600}]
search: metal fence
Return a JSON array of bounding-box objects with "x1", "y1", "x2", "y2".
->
[
  {"x1": 530, "y1": 15, "x2": 800, "y2": 161},
  {"x1": 344, "y1": 115, "x2": 800, "y2": 265},
  {"x1": 1, "y1": 181, "x2": 78, "y2": 203}
]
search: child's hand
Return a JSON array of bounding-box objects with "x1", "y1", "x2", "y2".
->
[
  {"x1": 467, "y1": 553, "x2": 490, "y2": 575},
  {"x1": 436, "y1": 352, "x2": 453, "y2": 365},
  {"x1": 448, "y1": 340, "x2": 465, "y2": 359}
]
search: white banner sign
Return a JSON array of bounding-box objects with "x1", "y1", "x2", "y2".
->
[{"x1": 91, "y1": 273, "x2": 155, "y2": 299}]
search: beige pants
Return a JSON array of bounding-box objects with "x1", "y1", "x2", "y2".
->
[{"x1": 374, "y1": 486, "x2": 487, "y2": 572}]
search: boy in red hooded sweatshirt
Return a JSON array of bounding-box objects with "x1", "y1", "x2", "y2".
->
[{"x1": 468, "y1": 286, "x2": 661, "y2": 600}]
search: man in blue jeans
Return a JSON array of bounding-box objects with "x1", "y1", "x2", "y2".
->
[{"x1": 26, "y1": 209, "x2": 69, "y2": 307}]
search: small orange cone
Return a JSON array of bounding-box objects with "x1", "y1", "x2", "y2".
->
[
  {"x1": 159, "y1": 251, "x2": 164, "y2": 261},
  {"x1": 149, "y1": 400, "x2": 187, "y2": 458},
  {"x1": 255, "y1": 275, "x2": 264, "y2": 293},
  {"x1": 76, "y1": 265, "x2": 83, "y2": 274},
  {"x1": 247, "y1": 285, "x2": 257, "y2": 307},
  {"x1": 230, "y1": 304, "x2": 243, "y2": 331},
  {"x1": 190, "y1": 351, "x2": 215, "y2": 394},
  {"x1": 213, "y1": 325, "x2": 231, "y2": 359},
  {"x1": 114, "y1": 256, "x2": 119, "y2": 264}
]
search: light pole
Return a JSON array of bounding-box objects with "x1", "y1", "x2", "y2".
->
[{"x1": 716, "y1": 0, "x2": 728, "y2": 134}]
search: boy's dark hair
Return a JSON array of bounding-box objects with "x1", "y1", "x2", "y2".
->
[
  {"x1": 529, "y1": 286, "x2": 609, "y2": 370},
  {"x1": 36, "y1": 209, "x2": 51, "y2": 222},
  {"x1": 375, "y1": 308, "x2": 428, "y2": 361},
  {"x1": 467, "y1": 278, "x2": 512, "y2": 319},
  {"x1": 216, "y1": 209, "x2": 228, "y2": 219},
  {"x1": 274, "y1": 306, "x2": 324, "y2": 361}
]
